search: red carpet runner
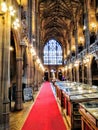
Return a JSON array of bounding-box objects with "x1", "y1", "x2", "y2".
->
[{"x1": 22, "y1": 82, "x2": 67, "y2": 130}]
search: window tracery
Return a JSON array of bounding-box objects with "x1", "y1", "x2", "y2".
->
[{"x1": 43, "y1": 39, "x2": 62, "y2": 65}]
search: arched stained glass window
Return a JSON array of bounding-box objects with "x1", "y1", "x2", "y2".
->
[{"x1": 43, "y1": 39, "x2": 62, "y2": 65}]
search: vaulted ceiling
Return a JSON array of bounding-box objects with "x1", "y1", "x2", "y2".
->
[{"x1": 39, "y1": 0, "x2": 84, "y2": 46}]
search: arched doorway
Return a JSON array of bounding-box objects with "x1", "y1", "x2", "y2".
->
[
  {"x1": 44, "y1": 70, "x2": 49, "y2": 81},
  {"x1": 90, "y1": 32, "x2": 96, "y2": 45},
  {"x1": 9, "y1": 31, "x2": 16, "y2": 111},
  {"x1": 79, "y1": 64, "x2": 82, "y2": 83},
  {"x1": 72, "y1": 68, "x2": 74, "y2": 81},
  {"x1": 91, "y1": 57, "x2": 98, "y2": 85},
  {"x1": 84, "y1": 65, "x2": 87, "y2": 84},
  {"x1": 58, "y1": 69, "x2": 62, "y2": 81},
  {"x1": 75, "y1": 67, "x2": 77, "y2": 82},
  {"x1": 10, "y1": 31, "x2": 16, "y2": 83}
]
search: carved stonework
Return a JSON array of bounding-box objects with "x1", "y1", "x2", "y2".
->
[
  {"x1": 39, "y1": 0, "x2": 83, "y2": 47},
  {"x1": 21, "y1": 19, "x2": 28, "y2": 39}
]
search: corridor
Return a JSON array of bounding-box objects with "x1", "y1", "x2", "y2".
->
[
  {"x1": 10, "y1": 82, "x2": 69, "y2": 130},
  {"x1": 0, "y1": 0, "x2": 98, "y2": 130}
]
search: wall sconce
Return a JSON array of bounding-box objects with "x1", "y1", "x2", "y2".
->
[
  {"x1": 68, "y1": 63, "x2": 72, "y2": 69},
  {"x1": 30, "y1": 46, "x2": 36, "y2": 57},
  {"x1": 90, "y1": 22, "x2": 97, "y2": 33},
  {"x1": 32, "y1": 38, "x2": 35, "y2": 42},
  {"x1": 9, "y1": 6, "x2": 16, "y2": 16},
  {"x1": 83, "y1": 25, "x2": 87, "y2": 34},
  {"x1": 85, "y1": 58, "x2": 90, "y2": 63},
  {"x1": 83, "y1": 25, "x2": 86, "y2": 30},
  {"x1": 79, "y1": 36, "x2": 84, "y2": 45},
  {"x1": 10, "y1": 46, "x2": 14, "y2": 51},
  {"x1": 67, "y1": 50, "x2": 70, "y2": 57},
  {"x1": 0, "y1": 1, "x2": 19, "y2": 31},
  {"x1": 72, "y1": 45, "x2": 75, "y2": 51},
  {"x1": 12, "y1": 18, "x2": 20, "y2": 29},
  {"x1": 71, "y1": 45, "x2": 76, "y2": 53},
  {"x1": 83, "y1": 55, "x2": 90, "y2": 64},
  {"x1": 36, "y1": 58, "x2": 40, "y2": 64},
  {"x1": 0, "y1": 1, "x2": 16, "y2": 16},
  {"x1": 0, "y1": 1, "x2": 7, "y2": 15},
  {"x1": 65, "y1": 66, "x2": 68, "y2": 71},
  {"x1": 74, "y1": 60, "x2": 80, "y2": 67}
]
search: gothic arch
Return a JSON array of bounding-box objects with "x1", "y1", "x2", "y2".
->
[
  {"x1": 43, "y1": 39, "x2": 63, "y2": 65},
  {"x1": 91, "y1": 57, "x2": 98, "y2": 85},
  {"x1": 12, "y1": 29, "x2": 22, "y2": 57}
]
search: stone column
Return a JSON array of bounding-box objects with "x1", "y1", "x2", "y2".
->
[
  {"x1": 76, "y1": 66, "x2": 79, "y2": 82},
  {"x1": 26, "y1": 51, "x2": 31, "y2": 87},
  {"x1": 96, "y1": 0, "x2": 98, "y2": 40},
  {"x1": 27, "y1": 0, "x2": 33, "y2": 87},
  {"x1": 33, "y1": 61, "x2": 37, "y2": 85},
  {"x1": 32, "y1": 56, "x2": 36, "y2": 83},
  {"x1": 35, "y1": 64, "x2": 38, "y2": 84},
  {"x1": 87, "y1": 60, "x2": 92, "y2": 85},
  {"x1": 14, "y1": 57, "x2": 23, "y2": 110},
  {"x1": 30, "y1": 53, "x2": 33, "y2": 85},
  {"x1": 37, "y1": 65, "x2": 41, "y2": 87},
  {"x1": 84, "y1": 0, "x2": 90, "y2": 49},
  {"x1": 27, "y1": 0, "x2": 32, "y2": 43},
  {"x1": 74, "y1": 20, "x2": 79, "y2": 58},
  {"x1": 70, "y1": 68, "x2": 72, "y2": 81},
  {"x1": 63, "y1": 44, "x2": 66, "y2": 62},
  {"x1": 74, "y1": 67, "x2": 76, "y2": 82},
  {"x1": 30, "y1": 58, "x2": 34, "y2": 85},
  {"x1": 0, "y1": 1, "x2": 11, "y2": 129},
  {"x1": 82, "y1": 65, "x2": 84, "y2": 83},
  {"x1": 34, "y1": 0, "x2": 38, "y2": 50}
]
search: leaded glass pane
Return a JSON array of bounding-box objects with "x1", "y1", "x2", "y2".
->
[{"x1": 43, "y1": 39, "x2": 62, "y2": 65}]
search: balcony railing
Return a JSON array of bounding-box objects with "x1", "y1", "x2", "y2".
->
[{"x1": 64, "y1": 39, "x2": 98, "y2": 65}]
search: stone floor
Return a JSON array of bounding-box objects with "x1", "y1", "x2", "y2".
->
[
  {"x1": 10, "y1": 84, "x2": 69, "y2": 130},
  {"x1": 10, "y1": 90, "x2": 39, "y2": 130}
]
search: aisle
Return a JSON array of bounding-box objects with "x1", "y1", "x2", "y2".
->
[{"x1": 22, "y1": 82, "x2": 67, "y2": 130}]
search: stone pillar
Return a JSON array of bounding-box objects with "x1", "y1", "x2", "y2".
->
[
  {"x1": 14, "y1": 57, "x2": 23, "y2": 110},
  {"x1": 76, "y1": 66, "x2": 79, "y2": 82},
  {"x1": 37, "y1": 65, "x2": 41, "y2": 87},
  {"x1": 27, "y1": 0, "x2": 33, "y2": 87},
  {"x1": 74, "y1": 20, "x2": 79, "y2": 58},
  {"x1": 33, "y1": 57, "x2": 35, "y2": 83},
  {"x1": 0, "y1": 1, "x2": 11, "y2": 129},
  {"x1": 31, "y1": 58, "x2": 34, "y2": 85},
  {"x1": 82, "y1": 65, "x2": 84, "y2": 83},
  {"x1": 35, "y1": 64, "x2": 38, "y2": 84},
  {"x1": 26, "y1": 51, "x2": 31, "y2": 87},
  {"x1": 84, "y1": 0, "x2": 90, "y2": 49},
  {"x1": 27, "y1": 0, "x2": 32, "y2": 43},
  {"x1": 34, "y1": 62, "x2": 37, "y2": 84},
  {"x1": 63, "y1": 44, "x2": 66, "y2": 61},
  {"x1": 35, "y1": 0, "x2": 38, "y2": 50},
  {"x1": 96, "y1": 0, "x2": 98, "y2": 40},
  {"x1": 70, "y1": 68, "x2": 72, "y2": 81},
  {"x1": 69, "y1": 33, "x2": 72, "y2": 59},
  {"x1": 87, "y1": 60, "x2": 92, "y2": 85},
  {"x1": 74, "y1": 67, "x2": 76, "y2": 82}
]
